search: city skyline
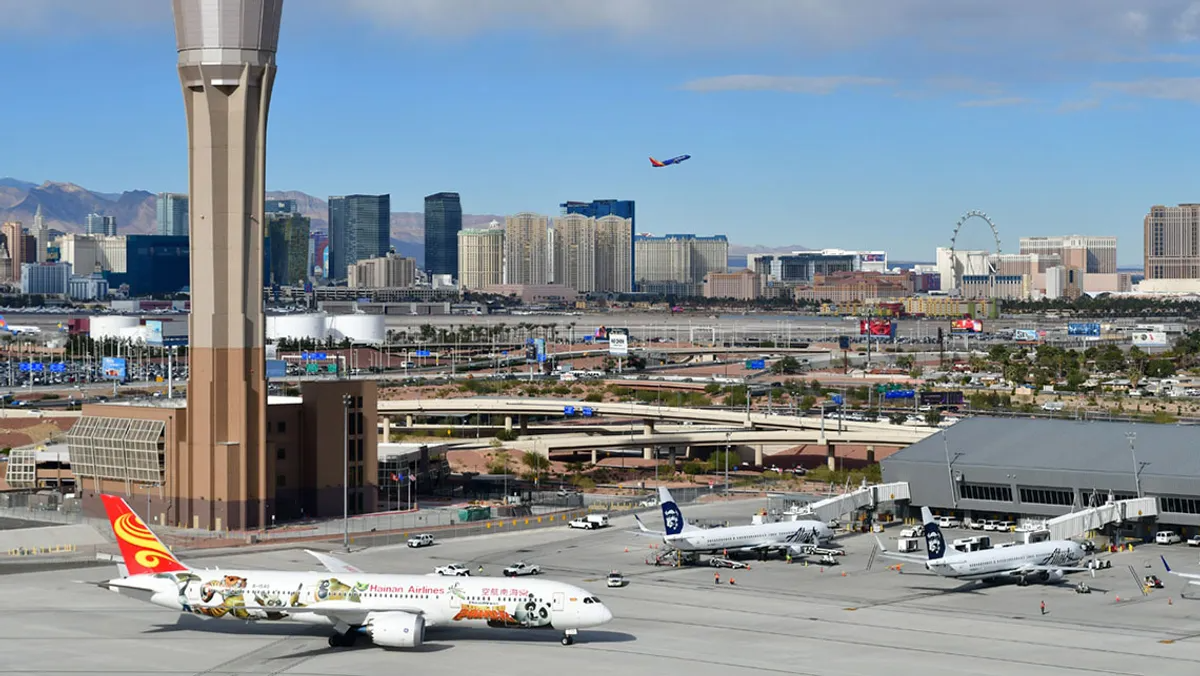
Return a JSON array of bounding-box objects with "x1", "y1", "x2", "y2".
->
[{"x1": 6, "y1": 2, "x2": 1200, "y2": 264}]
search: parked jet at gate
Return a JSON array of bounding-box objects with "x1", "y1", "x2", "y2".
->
[
  {"x1": 876, "y1": 506, "x2": 1092, "y2": 585},
  {"x1": 633, "y1": 486, "x2": 834, "y2": 556},
  {"x1": 649, "y1": 154, "x2": 690, "y2": 167},
  {"x1": 96, "y1": 495, "x2": 612, "y2": 648},
  {"x1": 0, "y1": 316, "x2": 40, "y2": 335}
]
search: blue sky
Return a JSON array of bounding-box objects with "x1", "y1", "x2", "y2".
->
[{"x1": 4, "y1": 1, "x2": 1200, "y2": 263}]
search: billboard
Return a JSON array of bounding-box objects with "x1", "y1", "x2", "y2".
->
[
  {"x1": 858, "y1": 319, "x2": 895, "y2": 337},
  {"x1": 950, "y1": 318, "x2": 983, "y2": 333},
  {"x1": 1132, "y1": 331, "x2": 1168, "y2": 347},
  {"x1": 535, "y1": 338, "x2": 547, "y2": 363},
  {"x1": 919, "y1": 391, "x2": 964, "y2": 406},
  {"x1": 101, "y1": 357, "x2": 127, "y2": 382},
  {"x1": 1013, "y1": 328, "x2": 1041, "y2": 343},
  {"x1": 265, "y1": 359, "x2": 288, "y2": 378},
  {"x1": 144, "y1": 320, "x2": 164, "y2": 347},
  {"x1": 1067, "y1": 322, "x2": 1101, "y2": 338},
  {"x1": 608, "y1": 329, "x2": 629, "y2": 356},
  {"x1": 859, "y1": 253, "x2": 886, "y2": 262}
]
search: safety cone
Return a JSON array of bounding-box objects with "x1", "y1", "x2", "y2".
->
[
  {"x1": 1169, "y1": 597, "x2": 1173, "y2": 605},
  {"x1": 624, "y1": 547, "x2": 629, "y2": 553},
  {"x1": 841, "y1": 571, "x2": 847, "y2": 577},
  {"x1": 820, "y1": 567, "x2": 824, "y2": 573},
  {"x1": 1115, "y1": 595, "x2": 1121, "y2": 602}
]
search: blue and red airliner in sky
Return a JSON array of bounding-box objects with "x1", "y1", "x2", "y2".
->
[{"x1": 649, "y1": 154, "x2": 691, "y2": 167}]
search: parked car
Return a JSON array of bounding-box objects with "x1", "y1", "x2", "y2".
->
[
  {"x1": 434, "y1": 563, "x2": 471, "y2": 576},
  {"x1": 569, "y1": 518, "x2": 598, "y2": 530},
  {"x1": 937, "y1": 516, "x2": 962, "y2": 529},
  {"x1": 407, "y1": 533, "x2": 435, "y2": 548},
  {"x1": 606, "y1": 570, "x2": 626, "y2": 588},
  {"x1": 1156, "y1": 531, "x2": 1182, "y2": 545},
  {"x1": 1188, "y1": 535, "x2": 1200, "y2": 547},
  {"x1": 503, "y1": 561, "x2": 541, "y2": 577}
]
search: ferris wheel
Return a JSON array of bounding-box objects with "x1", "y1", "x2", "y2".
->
[{"x1": 947, "y1": 210, "x2": 1001, "y2": 291}]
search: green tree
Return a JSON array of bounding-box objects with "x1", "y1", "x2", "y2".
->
[{"x1": 923, "y1": 409, "x2": 943, "y2": 426}]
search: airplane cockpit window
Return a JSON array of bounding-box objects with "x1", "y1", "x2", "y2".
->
[{"x1": 583, "y1": 597, "x2": 594, "y2": 604}]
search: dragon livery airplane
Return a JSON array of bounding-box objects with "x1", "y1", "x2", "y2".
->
[
  {"x1": 96, "y1": 495, "x2": 612, "y2": 648},
  {"x1": 634, "y1": 486, "x2": 833, "y2": 556},
  {"x1": 876, "y1": 506, "x2": 1093, "y2": 586},
  {"x1": 649, "y1": 154, "x2": 690, "y2": 167}
]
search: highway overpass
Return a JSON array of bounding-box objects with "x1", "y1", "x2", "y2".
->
[{"x1": 378, "y1": 397, "x2": 932, "y2": 441}]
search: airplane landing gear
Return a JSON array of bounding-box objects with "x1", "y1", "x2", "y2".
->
[{"x1": 561, "y1": 629, "x2": 578, "y2": 646}]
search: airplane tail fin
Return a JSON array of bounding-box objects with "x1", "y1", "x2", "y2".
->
[
  {"x1": 920, "y1": 506, "x2": 947, "y2": 561},
  {"x1": 633, "y1": 514, "x2": 663, "y2": 536},
  {"x1": 649, "y1": 156, "x2": 665, "y2": 167},
  {"x1": 100, "y1": 494, "x2": 188, "y2": 576},
  {"x1": 657, "y1": 486, "x2": 694, "y2": 535}
]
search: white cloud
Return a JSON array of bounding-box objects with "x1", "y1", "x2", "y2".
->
[
  {"x1": 1095, "y1": 77, "x2": 1200, "y2": 102},
  {"x1": 958, "y1": 97, "x2": 1031, "y2": 108},
  {"x1": 680, "y1": 75, "x2": 892, "y2": 95},
  {"x1": 0, "y1": 0, "x2": 166, "y2": 33},
  {"x1": 333, "y1": 0, "x2": 1200, "y2": 50},
  {"x1": 1057, "y1": 98, "x2": 1103, "y2": 113}
]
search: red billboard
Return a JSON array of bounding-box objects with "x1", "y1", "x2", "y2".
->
[
  {"x1": 950, "y1": 318, "x2": 983, "y2": 333},
  {"x1": 859, "y1": 319, "x2": 895, "y2": 337}
]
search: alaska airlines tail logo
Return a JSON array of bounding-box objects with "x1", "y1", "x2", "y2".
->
[
  {"x1": 101, "y1": 494, "x2": 187, "y2": 575},
  {"x1": 923, "y1": 522, "x2": 946, "y2": 560},
  {"x1": 662, "y1": 502, "x2": 684, "y2": 535}
]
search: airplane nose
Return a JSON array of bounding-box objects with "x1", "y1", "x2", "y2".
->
[{"x1": 598, "y1": 604, "x2": 613, "y2": 624}]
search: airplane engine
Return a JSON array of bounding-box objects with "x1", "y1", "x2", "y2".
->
[
  {"x1": 1039, "y1": 570, "x2": 1065, "y2": 583},
  {"x1": 368, "y1": 612, "x2": 425, "y2": 648}
]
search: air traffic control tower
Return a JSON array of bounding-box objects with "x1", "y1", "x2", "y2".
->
[{"x1": 174, "y1": 0, "x2": 280, "y2": 529}]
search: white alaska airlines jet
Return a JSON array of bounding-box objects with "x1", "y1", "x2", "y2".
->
[
  {"x1": 633, "y1": 486, "x2": 835, "y2": 556},
  {"x1": 96, "y1": 495, "x2": 612, "y2": 648},
  {"x1": 876, "y1": 506, "x2": 1093, "y2": 586}
]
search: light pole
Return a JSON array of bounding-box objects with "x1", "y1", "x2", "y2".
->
[
  {"x1": 942, "y1": 429, "x2": 964, "y2": 508},
  {"x1": 342, "y1": 394, "x2": 351, "y2": 551},
  {"x1": 1126, "y1": 431, "x2": 1146, "y2": 498},
  {"x1": 724, "y1": 430, "x2": 731, "y2": 495}
]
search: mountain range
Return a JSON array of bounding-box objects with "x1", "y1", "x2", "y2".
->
[
  {"x1": 0, "y1": 179, "x2": 504, "y2": 266},
  {"x1": 0, "y1": 179, "x2": 806, "y2": 267}
]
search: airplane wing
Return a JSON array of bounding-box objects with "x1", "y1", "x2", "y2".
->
[
  {"x1": 1161, "y1": 556, "x2": 1200, "y2": 585},
  {"x1": 305, "y1": 549, "x2": 364, "y2": 574},
  {"x1": 632, "y1": 514, "x2": 664, "y2": 537},
  {"x1": 952, "y1": 564, "x2": 1094, "y2": 581},
  {"x1": 873, "y1": 535, "x2": 926, "y2": 563}
]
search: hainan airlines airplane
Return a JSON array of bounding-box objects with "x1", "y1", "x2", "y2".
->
[
  {"x1": 96, "y1": 495, "x2": 612, "y2": 648},
  {"x1": 876, "y1": 506, "x2": 1093, "y2": 585},
  {"x1": 633, "y1": 486, "x2": 834, "y2": 556},
  {"x1": 649, "y1": 154, "x2": 690, "y2": 167}
]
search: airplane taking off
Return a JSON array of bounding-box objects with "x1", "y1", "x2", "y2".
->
[
  {"x1": 0, "y1": 316, "x2": 40, "y2": 335},
  {"x1": 96, "y1": 495, "x2": 612, "y2": 648},
  {"x1": 649, "y1": 154, "x2": 690, "y2": 167},
  {"x1": 633, "y1": 486, "x2": 834, "y2": 556},
  {"x1": 876, "y1": 506, "x2": 1092, "y2": 586}
]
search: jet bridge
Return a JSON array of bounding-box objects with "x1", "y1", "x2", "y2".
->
[
  {"x1": 1044, "y1": 497, "x2": 1158, "y2": 542},
  {"x1": 788, "y1": 481, "x2": 911, "y2": 524}
]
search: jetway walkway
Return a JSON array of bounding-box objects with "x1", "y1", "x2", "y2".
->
[
  {"x1": 789, "y1": 481, "x2": 912, "y2": 524},
  {"x1": 1044, "y1": 497, "x2": 1158, "y2": 542}
]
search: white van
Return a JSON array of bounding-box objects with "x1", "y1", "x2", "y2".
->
[
  {"x1": 585, "y1": 514, "x2": 610, "y2": 528},
  {"x1": 1156, "y1": 531, "x2": 1182, "y2": 545},
  {"x1": 937, "y1": 516, "x2": 961, "y2": 529}
]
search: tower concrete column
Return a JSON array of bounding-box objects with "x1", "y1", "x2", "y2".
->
[
  {"x1": 380, "y1": 416, "x2": 391, "y2": 443},
  {"x1": 590, "y1": 449, "x2": 598, "y2": 465},
  {"x1": 642, "y1": 420, "x2": 655, "y2": 435},
  {"x1": 176, "y1": 0, "x2": 281, "y2": 531},
  {"x1": 406, "y1": 414, "x2": 414, "y2": 428},
  {"x1": 866, "y1": 445, "x2": 875, "y2": 464},
  {"x1": 504, "y1": 415, "x2": 513, "y2": 433},
  {"x1": 826, "y1": 443, "x2": 837, "y2": 471},
  {"x1": 755, "y1": 445, "x2": 764, "y2": 467}
]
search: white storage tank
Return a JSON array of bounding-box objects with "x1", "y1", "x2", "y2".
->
[
  {"x1": 267, "y1": 313, "x2": 327, "y2": 342},
  {"x1": 326, "y1": 314, "x2": 385, "y2": 345},
  {"x1": 89, "y1": 315, "x2": 141, "y2": 341}
]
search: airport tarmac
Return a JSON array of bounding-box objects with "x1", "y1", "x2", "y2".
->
[{"x1": 4, "y1": 499, "x2": 1200, "y2": 675}]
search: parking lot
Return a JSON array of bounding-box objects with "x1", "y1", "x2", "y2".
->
[{"x1": 3, "y1": 498, "x2": 1200, "y2": 675}]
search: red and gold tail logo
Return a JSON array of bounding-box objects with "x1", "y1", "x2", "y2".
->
[{"x1": 101, "y1": 494, "x2": 187, "y2": 576}]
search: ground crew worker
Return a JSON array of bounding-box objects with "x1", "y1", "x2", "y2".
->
[
  {"x1": 714, "y1": 572, "x2": 720, "y2": 585},
  {"x1": 478, "y1": 565, "x2": 484, "y2": 574},
  {"x1": 729, "y1": 577, "x2": 736, "y2": 586},
  {"x1": 786, "y1": 553, "x2": 793, "y2": 565},
  {"x1": 1040, "y1": 600, "x2": 1046, "y2": 615}
]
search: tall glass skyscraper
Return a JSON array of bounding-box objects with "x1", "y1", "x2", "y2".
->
[
  {"x1": 328, "y1": 194, "x2": 390, "y2": 280},
  {"x1": 561, "y1": 199, "x2": 635, "y2": 290},
  {"x1": 424, "y1": 192, "x2": 462, "y2": 277},
  {"x1": 156, "y1": 193, "x2": 189, "y2": 236}
]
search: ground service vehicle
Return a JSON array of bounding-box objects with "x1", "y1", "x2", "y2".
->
[
  {"x1": 434, "y1": 563, "x2": 471, "y2": 576},
  {"x1": 569, "y1": 518, "x2": 597, "y2": 530},
  {"x1": 407, "y1": 533, "x2": 435, "y2": 548},
  {"x1": 504, "y1": 562, "x2": 542, "y2": 577}
]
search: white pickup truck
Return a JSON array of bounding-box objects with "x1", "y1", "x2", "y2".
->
[
  {"x1": 503, "y1": 561, "x2": 541, "y2": 577},
  {"x1": 569, "y1": 518, "x2": 598, "y2": 530}
]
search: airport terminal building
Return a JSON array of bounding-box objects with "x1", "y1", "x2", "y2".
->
[{"x1": 881, "y1": 417, "x2": 1200, "y2": 538}]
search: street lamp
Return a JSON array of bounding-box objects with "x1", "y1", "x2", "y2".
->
[
  {"x1": 942, "y1": 429, "x2": 964, "y2": 507},
  {"x1": 1126, "y1": 431, "x2": 1148, "y2": 498},
  {"x1": 724, "y1": 430, "x2": 731, "y2": 495},
  {"x1": 342, "y1": 394, "x2": 352, "y2": 551}
]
